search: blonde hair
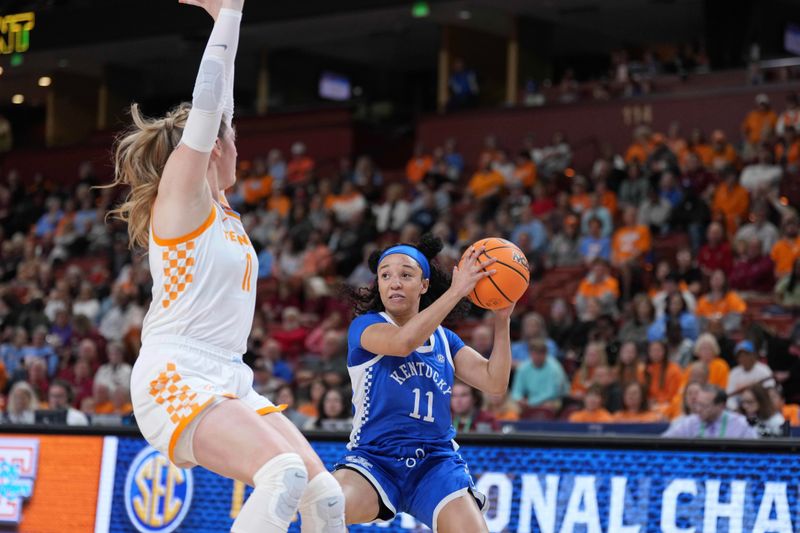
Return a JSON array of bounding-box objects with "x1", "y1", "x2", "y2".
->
[
  {"x1": 694, "y1": 333, "x2": 720, "y2": 357},
  {"x1": 7, "y1": 381, "x2": 39, "y2": 415},
  {"x1": 105, "y1": 103, "x2": 226, "y2": 249}
]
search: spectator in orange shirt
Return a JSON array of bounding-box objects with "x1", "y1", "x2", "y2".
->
[
  {"x1": 612, "y1": 205, "x2": 651, "y2": 299},
  {"x1": 624, "y1": 126, "x2": 652, "y2": 165},
  {"x1": 664, "y1": 362, "x2": 709, "y2": 420},
  {"x1": 513, "y1": 151, "x2": 537, "y2": 188},
  {"x1": 615, "y1": 341, "x2": 645, "y2": 385},
  {"x1": 405, "y1": 143, "x2": 433, "y2": 185},
  {"x1": 569, "y1": 384, "x2": 614, "y2": 423},
  {"x1": 611, "y1": 381, "x2": 665, "y2": 423},
  {"x1": 690, "y1": 333, "x2": 730, "y2": 390},
  {"x1": 241, "y1": 161, "x2": 273, "y2": 207},
  {"x1": 696, "y1": 269, "x2": 747, "y2": 333},
  {"x1": 645, "y1": 340, "x2": 683, "y2": 406},
  {"x1": 709, "y1": 130, "x2": 738, "y2": 171},
  {"x1": 712, "y1": 166, "x2": 750, "y2": 236},
  {"x1": 569, "y1": 176, "x2": 592, "y2": 214},
  {"x1": 575, "y1": 258, "x2": 619, "y2": 319},
  {"x1": 683, "y1": 128, "x2": 713, "y2": 168},
  {"x1": 484, "y1": 391, "x2": 520, "y2": 422},
  {"x1": 594, "y1": 178, "x2": 617, "y2": 216},
  {"x1": 467, "y1": 154, "x2": 505, "y2": 201},
  {"x1": 612, "y1": 205, "x2": 651, "y2": 266},
  {"x1": 286, "y1": 141, "x2": 315, "y2": 185},
  {"x1": 478, "y1": 134, "x2": 499, "y2": 166},
  {"x1": 770, "y1": 213, "x2": 800, "y2": 278},
  {"x1": 741, "y1": 93, "x2": 778, "y2": 157},
  {"x1": 571, "y1": 342, "x2": 608, "y2": 399}
]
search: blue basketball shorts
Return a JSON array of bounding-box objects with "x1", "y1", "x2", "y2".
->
[{"x1": 334, "y1": 443, "x2": 487, "y2": 531}]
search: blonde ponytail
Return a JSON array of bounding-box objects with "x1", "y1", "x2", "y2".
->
[{"x1": 104, "y1": 103, "x2": 226, "y2": 249}]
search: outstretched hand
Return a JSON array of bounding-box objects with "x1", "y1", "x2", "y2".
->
[
  {"x1": 493, "y1": 303, "x2": 515, "y2": 321},
  {"x1": 179, "y1": 0, "x2": 243, "y2": 20},
  {"x1": 450, "y1": 246, "x2": 497, "y2": 299}
]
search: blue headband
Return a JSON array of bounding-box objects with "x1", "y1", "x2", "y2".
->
[{"x1": 378, "y1": 245, "x2": 431, "y2": 279}]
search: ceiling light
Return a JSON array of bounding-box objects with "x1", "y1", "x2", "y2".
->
[
  {"x1": 12, "y1": 94, "x2": 24, "y2": 105},
  {"x1": 38, "y1": 76, "x2": 52, "y2": 87},
  {"x1": 459, "y1": 10, "x2": 472, "y2": 20}
]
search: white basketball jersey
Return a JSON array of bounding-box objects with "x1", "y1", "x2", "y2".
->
[{"x1": 141, "y1": 201, "x2": 258, "y2": 354}]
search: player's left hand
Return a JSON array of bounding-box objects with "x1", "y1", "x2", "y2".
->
[{"x1": 494, "y1": 303, "x2": 515, "y2": 321}]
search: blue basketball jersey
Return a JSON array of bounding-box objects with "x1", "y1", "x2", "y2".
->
[{"x1": 346, "y1": 311, "x2": 466, "y2": 450}]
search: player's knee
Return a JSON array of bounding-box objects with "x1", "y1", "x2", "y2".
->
[
  {"x1": 299, "y1": 471, "x2": 346, "y2": 533},
  {"x1": 232, "y1": 452, "x2": 308, "y2": 533},
  {"x1": 258, "y1": 453, "x2": 309, "y2": 522}
]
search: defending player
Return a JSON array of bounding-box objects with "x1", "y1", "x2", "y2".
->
[
  {"x1": 334, "y1": 234, "x2": 514, "y2": 532},
  {"x1": 110, "y1": 1, "x2": 345, "y2": 531}
]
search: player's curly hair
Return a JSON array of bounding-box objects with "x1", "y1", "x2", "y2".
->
[{"x1": 346, "y1": 233, "x2": 470, "y2": 321}]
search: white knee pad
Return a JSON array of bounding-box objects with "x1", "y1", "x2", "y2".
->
[
  {"x1": 231, "y1": 453, "x2": 308, "y2": 533},
  {"x1": 299, "y1": 471, "x2": 346, "y2": 533}
]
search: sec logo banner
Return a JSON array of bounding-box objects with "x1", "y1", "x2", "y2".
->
[{"x1": 124, "y1": 446, "x2": 193, "y2": 533}]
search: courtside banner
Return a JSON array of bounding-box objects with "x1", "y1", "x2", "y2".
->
[
  {"x1": 0, "y1": 434, "x2": 104, "y2": 532},
  {"x1": 104, "y1": 436, "x2": 800, "y2": 533}
]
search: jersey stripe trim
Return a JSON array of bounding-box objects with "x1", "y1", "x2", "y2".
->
[
  {"x1": 257, "y1": 404, "x2": 287, "y2": 415},
  {"x1": 438, "y1": 327, "x2": 454, "y2": 369},
  {"x1": 151, "y1": 205, "x2": 217, "y2": 247}
]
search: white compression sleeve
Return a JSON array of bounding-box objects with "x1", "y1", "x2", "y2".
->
[{"x1": 181, "y1": 8, "x2": 242, "y2": 152}]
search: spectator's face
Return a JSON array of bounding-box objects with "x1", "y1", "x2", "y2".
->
[
  {"x1": 49, "y1": 386, "x2": 69, "y2": 409},
  {"x1": 696, "y1": 392, "x2": 722, "y2": 422},
  {"x1": 668, "y1": 294, "x2": 684, "y2": 316},
  {"x1": 623, "y1": 384, "x2": 642, "y2": 411},
  {"x1": 450, "y1": 384, "x2": 474, "y2": 416},
  {"x1": 310, "y1": 381, "x2": 326, "y2": 402},
  {"x1": 322, "y1": 390, "x2": 344, "y2": 419},
  {"x1": 737, "y1": 351, "x2": 756, "y2": 371},
  {"x1": 11, "y1": 388, "x2": 32, "y2": 411},
  {"x1": 619, "y1": 343, "x2": 638, "y2": 365},
  {"x1": 29, "y1": 361, "x2": 46, "y2": 381},
  {"x1": 739, "y1": 390, "x2": 759, "y2": 418},
  {"x1": 521, "y1": 314, "x2": 543, "y2": 339},
  {"x1": 530, "y1": 347, "x2": 547, "y2": 367},
  {"x1": 276, "y1": 387, "x2": 295, "y2": 408},
  {"x1": 623, "y1": 207, "x2": 637, "y2": 226},
  {"x1": 584, "y1": 345, "x2": 602, "y2": 367},
  {"x1": 584, "y1": 391, "x2": 603, "y2": 411},
  {"x1": 648, "y1": 342, "x2": 666, "y2": 364},
  {"x1": 709, "y1": 270, "x2": 725, "y2": 291},
  {"x1": 588, "y1": 219, "x2": 601, "y2": 237},
  {"x1": 471, "y1": 327, "x2": 493, "y2": 354},
  {"x1": 707, "y1": 223, "x2": 723, "y2": 245},
  {"x1": 377, "y1": 255, "x2": 429, "y2": 316},
  {"x1": 635, "y1": 298, "x2": 653, "y2": 321},
  {"x1": 696, "y1": 341, "x2": 716, "y2": 363},
  {"x1": 685, "y1": 382, "x2": 703, "y2": 414},
  {"x1": 593, "y1": 366, "x2": 613, "y2": 386},
  {"x1": 784, "y1": 218, "x2": 799, "y2": 238}
]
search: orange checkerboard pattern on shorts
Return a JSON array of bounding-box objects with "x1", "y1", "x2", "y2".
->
[
  {"x1": 149, "y1": 362, "x2": 203, "y2": 425},
  {"x1": 161, "y1": 240, "x2": 196, "y2": 309}
]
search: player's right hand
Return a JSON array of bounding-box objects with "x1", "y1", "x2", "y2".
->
[
  {"x1": 179, "y1": 0, "x2": 243, "y2": 20},
  {"x1": 450, "y1": 246, "x2": 496, "y2": 299}
]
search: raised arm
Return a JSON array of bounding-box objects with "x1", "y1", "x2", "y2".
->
[
  {"x1": 153, "y1": 0, "x2": 244, "y2": 238},
  {"x1": 359, "y1": 247, "x2": 496, "y2": 356},
  {"x1": 454, "y1": 305, "x2": 514, "y2": 395}
]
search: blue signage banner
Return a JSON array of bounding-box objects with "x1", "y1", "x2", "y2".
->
[{"x1": 107, "y1": 436, "x2": 800, "y2": 532}]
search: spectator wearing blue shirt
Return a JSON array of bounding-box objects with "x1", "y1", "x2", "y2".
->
[
  {"x1": 580, "y1": 193, "x2": 613, "y2": 237},
  {"x1": 443, "y1": 138, "x2": 464, "y2": 180},
  {"x1": 511, "y1": 339, "x2": 568, "y2": 408},
  {"x1": 659, "y1": 171, "x2": 683, "y2": 208},
  {"x1": 579, "y1": 217, "x2": 611, "y2": 264},
  {"x1": 22, "y1": 326, "x2": 59, "y2": 378},
  {"x1": 0, "y1": 327, "x2": 28, "y2": 378},
  {"x1": 34, "y1": 197, "x2": 63, "y2": 239},
  {"x1": 511, "y1": 209, "x2": 547, "y2": 254},
  {"x1": 511, "y1": 312, "x2": 559, "y2": 367},
  {"x1": 648, "y1": 292, "x2": 699, "y2": 342},
  {"x1": 448, "y1": 58, "x2": 479, "y2": 110}
]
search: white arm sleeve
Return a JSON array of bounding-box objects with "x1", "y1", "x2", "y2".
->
[{"x1": 181, "y1": 8, "x2": 242, "y2": 152}]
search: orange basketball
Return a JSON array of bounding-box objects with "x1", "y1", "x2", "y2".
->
[{"x1": 458, "y1": 237, "x2": 530, "y2": 310}]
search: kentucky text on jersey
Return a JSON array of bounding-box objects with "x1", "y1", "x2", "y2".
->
[{"x1": 389, "y1": 361, "x2": 452, "y2": 395}]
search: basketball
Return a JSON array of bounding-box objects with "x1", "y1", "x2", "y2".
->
[{"x1": 459, "y1": 238, "x2": 530, "y2": 310}]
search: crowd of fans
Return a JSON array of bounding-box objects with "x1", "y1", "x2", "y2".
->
[{"x1": 0, "y1": 90, "x2": 798, "y2": 440}]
